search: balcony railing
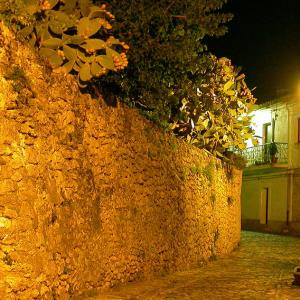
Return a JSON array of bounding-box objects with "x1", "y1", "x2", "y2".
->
[{"x1": 239, "y1": 143, "x2": 288, "y2": 167}]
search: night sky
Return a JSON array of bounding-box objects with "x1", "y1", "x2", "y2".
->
[{"x1": 207, "y1": 0, "x2": 300, "y2": 103}]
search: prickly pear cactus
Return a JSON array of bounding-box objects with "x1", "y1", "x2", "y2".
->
[{"x1": 2, "y1": 0, "x2": 129, "y2": 86}]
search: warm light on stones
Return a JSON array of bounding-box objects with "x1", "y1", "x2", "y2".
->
[
  {"x1": 0, "y1": 23, "x2": 243, "y2": 299},
  {"x1": 0, "y1": 92, "x2": 5, "y2": 109},
  {"x1": 0, "y1": 216, "x2": 12, "y2": 228}
]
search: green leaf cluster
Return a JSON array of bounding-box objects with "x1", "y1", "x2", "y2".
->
[
  {"x1": 269, "y1": 142, "x2": 278, "y2": 156},
  {"x1": 170, "y1": 55, "x2": 256, "y2": 156},
  {"x1": 1, "y1": 0, "x2": 129, "y2": 86}
]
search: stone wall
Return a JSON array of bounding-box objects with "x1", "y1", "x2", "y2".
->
[{"x1": 0, "y1": 25, "x2": 242, "y2": 299}]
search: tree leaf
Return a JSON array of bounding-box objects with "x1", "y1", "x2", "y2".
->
[
  {"x1": 79, "y1": 62, "x2": 92, "y2": 81},
  {"x1": 17, "y1": 25, "x2": 34, "y2": 39},
  {"x1": 28, "y1": 33, "x2": 37, "y2": 47},
  {"x1": 77, "y1": 75, "x2": 87, "y2": 88},
  {"x1": 224, "y1": 80, "x2": 234, "y2": 91},
  {"x1": 24, "y1": 0, "x2": 40, "y2": 14},
  {"x1": 49, "y1": 21, "x2": 64, "y2": 35},
  {"x1": 61, "y1": 0, "x2": 77, "y2": 13},
  {"x1": 47, "y1": 10, "x2": 72, "y2": 24},
  {"x1": 63, "y1": 34, "x2": 85, "y2": 45},
  {"x1": 225, "y1": 90, "x2": 235, "y2": 96},
  {"x1": 77, "y1": 17, "x2": 100, "y2": 37},
  {"x1": 42, "y1": 38, "x2": 63, "y2": 49},
  {"x1": 81, "y1": 39, "x2": 106, "y2": 50},
  {"x1": 39, "y1": 48, "x2": 63, "y2": 68},
  {"x1": 108, "y1": 37, "x2": 122, "y2": 45},
  {"x1": 48, "y1": 0, "x2": 59, "y2": 9},
  {"x1": 63, "y1": 45, "x2": 77, "y2": 61},
  {"x1": 62, "y1": 60, "x2": 75, "y2": 73},
  {"x1": 90, "y1": 61, "x2": 103, "y2": 76},
  {"x1": 97, "y1": 55, "x2": 114, "y2": 70},
  {"x1": 88, "y1": 6, "x2": 106, "y2": 19},
  {"x1": 79, "y1": 0, "x2": 90, "y2": 16},
  {"x1": 73, "y1": 62, "x2": 82, "y2": 72}
]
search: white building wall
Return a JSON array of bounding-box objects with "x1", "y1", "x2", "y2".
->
[
  {"x1": 247, "y1": 108, "x2": 272, "y2": 147},
  {"x1": 242, "y1": 96, "x2": 300, "y2": 234},
  {"x1": 248, "y1": 104, "x2": 288, "y2": 147},
  {"x1": 242, "y1": 175, "x2": 288, "y2": 223},
  {"x1": 273, "y1": 105, "x2": 288, "y2": 143},
  {"x1": 288, "y1": 102, "x2": 300, "y2": 168}
]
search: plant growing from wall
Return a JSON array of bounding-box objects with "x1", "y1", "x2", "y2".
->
[
  {"x1": 190, "y1": 164, "x2": 202, "y2": 175},
  {"x1": 4, "y1": 66, "x2": 30, "y2": 92},
  {"x1": 224, "y1": 151, "x2": 247, "y2": 170},
  {"x1": 202, "y1": 161, "x2": 214, "y2": 183},
  {"x1": 227, "y1": 196, "x2": 234, "y2": 206},
  {"x1": 0, "y1": 0, "x2": 129, "y2": 87},
  {"x1": 210, "y1": 193, "x2": 216, "y2": 207}
]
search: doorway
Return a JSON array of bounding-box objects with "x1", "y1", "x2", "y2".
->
[
  {"x1": 260, "y1": 188, "x2": 269, "y2": 225},
  {"x1": 263, "y1": 123, "x2": 272, "y2": 144},
  {"x1": 263, "y1": 123, "x2": 272, "y2": 162}
]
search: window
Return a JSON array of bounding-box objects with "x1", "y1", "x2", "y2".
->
[{"x1": 263, "y1": 123, "x2": 272, "y2": 144}]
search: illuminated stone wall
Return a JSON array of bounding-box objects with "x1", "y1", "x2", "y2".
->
[{"x1": 0, "y1": 25, "x2": 242, "y2": 299}]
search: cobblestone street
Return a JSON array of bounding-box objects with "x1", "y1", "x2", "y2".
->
[{"x1": 90, "y1": 231, "x2": 300, "y2": 300}]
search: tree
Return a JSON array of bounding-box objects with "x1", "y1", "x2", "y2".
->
[
  {"x1": 96, "y1": 0, "x2": 233, "y2": 117},
  {"x1": 96, "y1": 0, "x2": 255, "y2": 155},
  {"x1": 170, "y1": 54, "x2": 256, "y2": 156}
]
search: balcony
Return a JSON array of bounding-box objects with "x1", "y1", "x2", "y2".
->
[{"x1": 239, "y1": 143, "x2": 288, "y2": 167}]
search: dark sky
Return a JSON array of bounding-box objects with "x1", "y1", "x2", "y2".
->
[{"x1": 207, "y1": 0, "x2": 300, "y2": 102}]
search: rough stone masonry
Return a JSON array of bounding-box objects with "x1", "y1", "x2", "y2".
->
[{"x1": 0, "y1": 24, "x2": 242, "y2": 299}]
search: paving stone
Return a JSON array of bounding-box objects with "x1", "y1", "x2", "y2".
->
[{"x1": 92, "y1": 231, "x2": 300, "y2": 300}]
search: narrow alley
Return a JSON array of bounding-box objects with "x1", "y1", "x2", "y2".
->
[{"x1": 91, "y1": 231, "x2": 300, "y2": 300}]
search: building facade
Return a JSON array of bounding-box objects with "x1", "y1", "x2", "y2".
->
[{"x1": 241, "y1": 95, "x2": 300, "y2": 234}]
